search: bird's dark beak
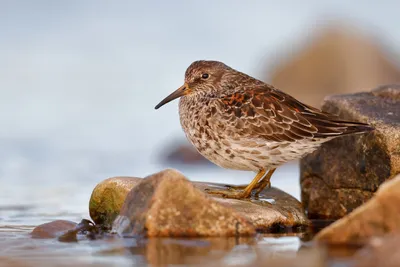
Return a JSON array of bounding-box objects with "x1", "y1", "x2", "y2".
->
[{"x1": 155, "y1": 84, "x2": 190, "y2": 109}]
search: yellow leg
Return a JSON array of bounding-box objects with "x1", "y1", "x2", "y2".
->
[
  {"x1": 205, "y1": 169, "x2": 267, "y2": 199},
  {"x1": 254, "y1": 168, "x2": 276, "y2": 196},
  {"x1": 225, "y1": 169, "x2": 276, "y2": 191}
]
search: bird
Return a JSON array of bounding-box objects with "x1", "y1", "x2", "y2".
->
[{"x1": 154, "y1": 60, "x2": 374, "y2": 199}]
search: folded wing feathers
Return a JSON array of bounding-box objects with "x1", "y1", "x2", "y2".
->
[{"x1": 215, "y1": 87, "x2": 373, "y2": 142}]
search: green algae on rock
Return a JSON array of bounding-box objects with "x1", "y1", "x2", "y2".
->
[
  {"x1": 89, "y1": 176, "x2": 141, "y2": 228},
  {"x1": 301, "y1": 84, "x2": 400, "y2": 220}
]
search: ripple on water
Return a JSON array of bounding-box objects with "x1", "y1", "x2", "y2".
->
[{"x1": 0, "y1": 227, "x2": 307, "y2": 267}]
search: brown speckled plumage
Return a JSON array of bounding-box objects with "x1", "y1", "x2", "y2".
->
[{"x1": 155, "y1": 60, "x2": 374, "y2": 199}]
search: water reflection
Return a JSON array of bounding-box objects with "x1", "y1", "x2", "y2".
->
[
  {"x1": 1, "y1": 222, "x2": 367, "y2": 267},
  {"x1": 103, "y1": 235, "x2": 302, "y2": 266},
  {"x1": 0, "y1": 226, "x2": 307, "y2": 267}
]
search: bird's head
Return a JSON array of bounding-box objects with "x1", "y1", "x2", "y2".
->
[{"x1": 155, "y1": 60, "x2": 232, "y2": 109}]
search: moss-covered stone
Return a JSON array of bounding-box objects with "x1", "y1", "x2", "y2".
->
[{"x1": 89, "y1": 176, "x2": 141, "y2": 228}]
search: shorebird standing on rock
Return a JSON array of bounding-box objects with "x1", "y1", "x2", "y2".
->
[{"x1": 155, "y1": 60, "x2": 374, "y2": 199}]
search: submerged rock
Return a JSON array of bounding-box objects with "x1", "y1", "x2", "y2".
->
[
  {"x1": 89, "y1": 176, "x2": 141, "y2": 228},
  {"x1": 315, "y1": 174, "x2": 400, "y2": 243},
  {"x1": 90, "y1": 169, "x2": 309, "y2": 237},
  {"x1": 31, "y1": 220, "x2": 77, "y2": 239},
  {"x1": 112, "y1": 169, "x2": 256, "y2": 237},
  {"x1": 301, "y1": 84, "x2": 400, "y2": 219}
]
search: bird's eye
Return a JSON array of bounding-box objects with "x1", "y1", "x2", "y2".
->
[{"x1": 201, "y1": 73, "x2": 209, "y2": 79}]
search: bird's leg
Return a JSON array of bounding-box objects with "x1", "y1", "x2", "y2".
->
[
  {"x1": 205, "y1": 169, "x2": 266, "y2": 199},
  {"x1": 254, "y1": 168, "x2": 276, "y2": 196},
  {"x1": 223, "y1": 169, "x2": 276, "y2": 191}
]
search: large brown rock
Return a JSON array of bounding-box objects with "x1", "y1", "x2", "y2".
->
[
  {"x1": 268, "y1": 25, "x2": 400, "y2": 107},
  {"x1": 112, "y1": 169, "x2": 256, "y2": 237},
  {"x1": 315, "y1": 174, "x2": 400, "y2": 243},
  {"x1": 91, "y1": 170, "x2": 309, "y2": 235},
  {"x1": 301, "y1": 85, "x2": 400, "y2": 219}
]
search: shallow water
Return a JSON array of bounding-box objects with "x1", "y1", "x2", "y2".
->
[
  {"x1": 0, "y1": 230, "x2": 307, "y2": 267},
  {"x1": 0, "y1": 162, "x2": 311, "y2": 266}
]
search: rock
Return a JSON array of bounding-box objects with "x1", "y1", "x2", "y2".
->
[
  {"x1": 31, "y1": 220, "x2": 77, "y2": 239},
  {"x1": 89, "y1": 176, "x2": 141, "y2": 227},
  {"x1": 90, "y1": 171, "x2": 309, "y2": 236},
  {"x1": 268, "y1": 25, "x2": 400, "y2": 107},
  {"x1": 315, "y1": 174, "x2": 400, "y2": 243},
  {"x1": 195, "y1": 183, "x2": 309, "y2": 231},
  {"x1": 301, "y1": 85, "x2": 400, "y2": 219},
  {"x1": 57, "y1": 219, "x2": 98, "y2": 243},
  {"x1": 112, "y1": 169, "x2": 256, "y2": 237}
]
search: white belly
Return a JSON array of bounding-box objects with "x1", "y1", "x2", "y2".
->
[{"x1": 198, "y1": 137, "x2": 327, "y2": 171}]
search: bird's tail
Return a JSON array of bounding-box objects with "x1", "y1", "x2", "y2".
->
[
  {"x1": 304, "y1": 113, "x2": 375, "y2": 138},
  {"x1": 339, "y1": 120, "x2": 375, "y2": 136}
]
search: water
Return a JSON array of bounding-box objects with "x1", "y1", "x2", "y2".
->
[{"x1": 0, "y1": 161, "x2": 308, "y2": 266}]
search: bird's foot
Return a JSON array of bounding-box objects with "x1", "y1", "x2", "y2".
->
[
  {"x1": 204, "y1": 188, "x2": 252, "y2": 199},
  {"x1": 224, "y1": 181, "x2": 269, "y2": 191},
  {"x1": 224, "y1": 182, "x2": 270, "y2": 192},
  {"x1": 224, "y1": 184, "x2": 247, "y2": 190}
]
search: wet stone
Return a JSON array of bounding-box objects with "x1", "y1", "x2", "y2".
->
[
  {"x1": 90, "y1": 169, "x2": 309, "y2": 237},
  {"x1": 31, "y1": 220, "x2": 77, "y2": 239},
  {"x1": 195, "y1": 183, "x2": 309, "y2": 232},
  {"x1": 89, "y1": 176, "x2": 141, "y2": 228},
  {"x1": 301, "y1": 84, "x2": 400, "y2": 220},
  {"x1": 112, "y1": 169, "x2": 256, "y2": 237}
]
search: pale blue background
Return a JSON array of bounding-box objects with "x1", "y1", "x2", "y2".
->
[{"x1": 0, "y1": 1, "x2": 399, "y2": 224}]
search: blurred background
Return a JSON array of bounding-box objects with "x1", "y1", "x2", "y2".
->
[{"x1": 1, "y1": 1, "x2": 400, "y2": 225}]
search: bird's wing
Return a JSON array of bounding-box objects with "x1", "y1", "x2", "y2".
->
[{"x1": 209, "y1": 86, "x2": 370, "y2": 142}]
